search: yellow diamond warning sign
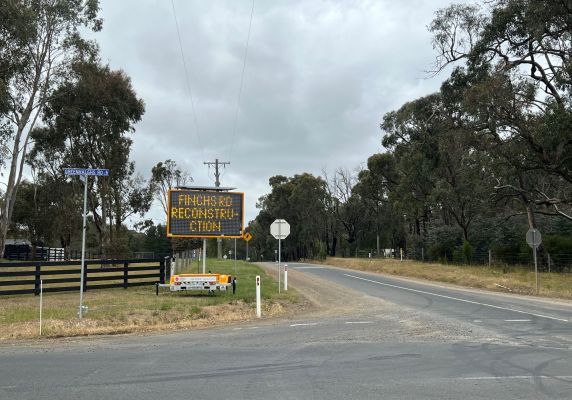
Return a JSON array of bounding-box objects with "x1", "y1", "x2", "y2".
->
[{"x1": 243, "y1": 232, "x2": 252, "y2": 242}]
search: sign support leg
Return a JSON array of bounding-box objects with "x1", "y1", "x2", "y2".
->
[{"x1": 202, "y1": 238, "x2": 207, "y2": 274}]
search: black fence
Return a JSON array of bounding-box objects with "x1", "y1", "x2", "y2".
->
[
  {"x1": 4, "y1": 245, "x2": 65, "y2": 261},
  {"x1": 0, "y1": 258, "x2": 171, "y2": 296}
]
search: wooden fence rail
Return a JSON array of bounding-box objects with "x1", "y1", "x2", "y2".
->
[{"x1": 0, "y1": 258, "x2": 170, "y2": 296}]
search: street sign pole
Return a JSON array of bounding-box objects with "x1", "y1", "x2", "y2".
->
[
  {"x1": 79, "y1": 174, "x2": 88, "y2": 319},
  {"x1": 526, "y1": 228, "x2": 542, "y2": 295},
  {"x1": 270, "y1": 219, "x2": 290, "y2": 294},
  {"x1": 278, "y1": 236, "x2": 281, "y2": 294},
  {"x1": 534, "y1": 243, "x2": 538, "y2": 294},
  {"x1": 533, "y1": 230, "x2": 538, "y2": 294},
  {"x1": 64, "y1": 168, "x2": 109, "y2": 319}
]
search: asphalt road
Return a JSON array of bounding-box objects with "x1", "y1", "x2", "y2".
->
[
  {"x1": 288, "y1": 263, "x2": 572, "y2": 349},
  {"x1": 1, "y1": 262, "x2": 571, "y2": 400}
]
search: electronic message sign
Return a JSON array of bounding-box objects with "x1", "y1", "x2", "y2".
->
[{"x1": 167, "y1": 189, "x2": 244, "y2": 238}]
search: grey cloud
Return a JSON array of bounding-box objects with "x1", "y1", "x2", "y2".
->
[{"x1": 93, "y1": 0, "x2": 467, "y2": 224}]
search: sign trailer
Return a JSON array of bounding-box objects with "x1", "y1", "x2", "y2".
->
[{"x1": 161, "y1": 188, "x2": 244, "y2": 293}]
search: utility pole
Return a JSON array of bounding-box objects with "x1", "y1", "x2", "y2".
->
[{"x1": 204, "y1": 159, "x2": 230, "y2": 259}]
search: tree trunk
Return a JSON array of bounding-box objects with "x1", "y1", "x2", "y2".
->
[
  {"x1": 0, "y1": 123, "x2": 25, "y2": 259},
  {"x1": 331, "y1": 236, "x2": 337, "y2": 257},
  {"x1": 526, "y1": 205, "x2": 537, "y2": 229}
]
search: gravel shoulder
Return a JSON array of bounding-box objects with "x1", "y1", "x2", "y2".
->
[
  {"x1": 257, "y1": 262, "x2": 518, "y2": 346},
  {"x1": 257, "y1": 262, "x2": 390, "y2": 317}
]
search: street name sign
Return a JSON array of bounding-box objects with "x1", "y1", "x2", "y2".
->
[{"x1": 64, "y1": 168, "x2": 109, "y2": 176}]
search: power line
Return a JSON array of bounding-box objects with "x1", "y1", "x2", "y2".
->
[
  {"x1": 228, "y1": 0, "x2": 255, "y2": 163},
  {"x1": 170, "y1": 0, "x2": 206, "y2": 166},
  {"x1": 203, "y1": 159, "x2": 230, "y2": 188},
  {"x1": 204, "y1": 158, "x2": 230, "y2": 260}
]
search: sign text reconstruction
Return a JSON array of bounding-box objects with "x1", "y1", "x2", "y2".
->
[{"x1": 167, "y1": 190, "x2": 244, "y2": 238}]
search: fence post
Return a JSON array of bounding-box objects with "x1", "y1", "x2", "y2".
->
[
  {"x1": 165, "y1": 256, "x2": 172, "y2": 282},
  {"x1": 34, "y1": 262, "x2": 41, "y2": 296},
  {"x1": 83, "y1": 263, "x2": 88, "y2": 292},
  {"x1": 159, "y1": 259, "x2": 165, "y2": 284},
  {"x1": 488, "y1": 249, "x2": 492, "y2": 267},
  {"x1": 547, "y1": 253, "x2": 551, "y2": 273},
  {"x1": 123, "y1": 261, "x2": 129, "y2": 289}
]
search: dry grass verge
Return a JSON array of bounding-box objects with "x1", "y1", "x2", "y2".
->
[
  {"x1": 317, "y1": 257, "x2": 572, "y2": 300},
  {"x1": 0, "y1": 259, "x2": 298, "y2": 340}
]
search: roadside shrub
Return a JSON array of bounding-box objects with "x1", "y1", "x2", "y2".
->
[{"x1": 462, "y1": 240, "x2": 473, "y2": 265}]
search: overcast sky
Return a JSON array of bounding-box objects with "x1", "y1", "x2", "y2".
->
[{"x1": 93, "y1": 0, "x2": 462, "y2": 226}]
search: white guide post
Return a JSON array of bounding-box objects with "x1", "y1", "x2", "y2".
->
[
  {"x1": 284, "y1": 264, "x2": 288, "y2": 291},
  {"x1": 255, "y1": 275, "x2": 261, "y2": 318}
]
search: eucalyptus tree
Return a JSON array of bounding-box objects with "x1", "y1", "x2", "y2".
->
[
  {"x1": 0, "y1": 0, "x2": 101, "y2": 258},
  {"x1": 354, "y1": 153, "x2": 403, "y2": 253},
  {"x1": 380, "y1": 88, "x2": 492, "y2": 246},
  {"x1": 430, "y1": 1, "x2": 572, "y2": 223},
  {"x1": 324, "y1": 168, "x2": 368, "y2": 256},
  {"x1": 253, "y1": 173, "x2": 330, "y2": 260},
  {"x1": 150, "y1": 159, "x2": 193, "y2": 216},
  {"x1": 381, "y1": 94, "x2": 441, "y2": 239},
  {"x1": 29, "y1": 61, "x2": 149, "y2": 257}
]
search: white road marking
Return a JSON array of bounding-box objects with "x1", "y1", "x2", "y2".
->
[
  {"x1": 461, "y1": 375, "x2": 572, "y2": 381},
  {"x1": 345, "y1": 321, "x2": 373, "y2": 324},
  {"x1": 290, "y1": 323, "x2": 318, "y2": 327},
  {"x1": 504, "y1": 319, "x2": 531, "y2": 322},
  {"x1": 246, "y1": 326, "x2": 259, "y2": 330},
  {"x1": 473, "y1": 320, "x2": 482, "y2": 323},
  {"x1": 343, "y1": 274, "x2": 569, "y2": 323}
]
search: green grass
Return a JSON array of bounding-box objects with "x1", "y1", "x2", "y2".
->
[
  {"x1": 179, "y1": 258, "x2": 297, "y2": 303},
  {"x1": 0, "y1": 259, "x2": 298, "y2": 340}
]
